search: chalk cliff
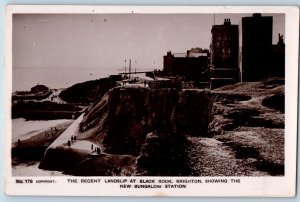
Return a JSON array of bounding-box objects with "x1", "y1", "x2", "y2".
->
[{"x1": 40, "y1": 78, "x2": 285, "y2": 176}]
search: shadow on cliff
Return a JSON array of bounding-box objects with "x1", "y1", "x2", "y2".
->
[{"x1": 65, "y1": 87, "x2": 211, "y2": 176}]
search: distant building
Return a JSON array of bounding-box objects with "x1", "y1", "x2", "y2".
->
[
  {"x1": 12, "y1": 84, "x2": 51, "y2": 101},
  {"x1": 163, "y1": 48, "x2": 210, "y2": 83},
  {"x1": 242, "y1": 13, "x2": 273, "y2": 81},
  {"x1": 210, "y1": 18, "x2": 240, "y2": 89}
]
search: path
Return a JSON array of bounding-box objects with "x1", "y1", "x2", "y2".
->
[
  {"x1": 40, "y1": 89, "x2": 66, "y2": 104},
  {"x1": 48, "y1": 114, "x2": 99, "y2": 153}
]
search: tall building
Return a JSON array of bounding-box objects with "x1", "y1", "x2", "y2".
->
[
  {"x1": 211, "y1": 18, "x2": 239, "y2": 69},
  {"x1": 242, "y1": 13, "x2": 273, "y2": 81},
  {"x1": 163, "y1": 48, "x2": 210, "y2": 82},
  {"x1": 210, "y1": 18, "x2": 240, "y2": 89}
]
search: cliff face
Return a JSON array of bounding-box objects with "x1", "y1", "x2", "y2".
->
[
  {"x1": 72, "y1": 87, "x2": 210, "y2": 175},
  {"x1": 41, "y1": 78, "x2": 285, "y2": 176},
  {"x1": 79, "y1": 87, "x2": 210, "y2": 156}
]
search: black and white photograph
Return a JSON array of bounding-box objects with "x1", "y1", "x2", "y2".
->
[{"x1": 4, "y1": 6, "x2": 299, "y2": 196}]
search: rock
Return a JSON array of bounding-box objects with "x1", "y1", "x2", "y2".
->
[{"x1": 136, "y1": 131, "x2": 190, "y2": 176}]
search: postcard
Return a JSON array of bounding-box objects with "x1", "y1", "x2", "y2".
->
[{"x1": 4, "y1": 5, "x2": 299, "y2": 196}]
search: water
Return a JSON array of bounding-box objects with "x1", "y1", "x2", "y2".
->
[
  {"x1": 13, "y1": 66, "x2": 156, "y2": 91},
  {"x1": 12, "y1": 67, "x2": 121, "y2": 91},
  {"x1": 12, "y1": 118, "x2": 72, "y2": 143}
]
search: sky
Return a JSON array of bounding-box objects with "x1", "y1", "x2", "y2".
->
[{"x1": 12, "y1": 13, "x2": 285, "y2": 90}]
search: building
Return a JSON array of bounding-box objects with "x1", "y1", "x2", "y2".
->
[
  {"x1": 242, "y1": 13, "x2": 273, "y2": 81},
  {"x1": 12, "y1": 84, "x2": 52, "y2": 101},
  {"x1": 210, "y1": 18, "x2": 240, "y2": 89},
  {"x1": 163, "y1": 48, "x2": 210, "y2": 83},
  {"x1": 211, "y1": 19, "x2": 239, "y2": 69},
  {"x1": 271, "y1": 34, "x2": 285, "y2": 78}
]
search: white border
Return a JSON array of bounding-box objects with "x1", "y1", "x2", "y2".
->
[{"x1": 4, "y1": 5, "x2": 299, "y2": 197}]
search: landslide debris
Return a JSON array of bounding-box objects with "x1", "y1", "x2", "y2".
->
[
  {"x1": 41, "y1": 77, "x2": 285, "y2": 176},
  {"x1": 206, "y1": 77, "x2": 285, "y2": 176}
]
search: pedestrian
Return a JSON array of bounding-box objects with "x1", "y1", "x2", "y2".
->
[
  {"x1": 91, "y1": 144, "x2": 93, "y2": 150},
  {"x1": 74, "y1": 136, "x2": 77, "y2": 141},
  {"x1": 67, "y1": 140, "x2": 71, "y2": 147}
]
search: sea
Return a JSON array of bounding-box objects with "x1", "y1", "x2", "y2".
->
[
  {"x1": 12, "y1": 66, "x2": 155, "y2": 91},
  {"x1": 13, "y1": 67, "x2": 120, "y2": 91}
]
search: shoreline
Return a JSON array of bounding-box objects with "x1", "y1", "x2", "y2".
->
[{"x1": 12, "y1": 120, "x2": 73, "y2": 167}]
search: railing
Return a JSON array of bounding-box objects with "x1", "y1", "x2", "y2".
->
[{"x1": 148, "y1": 80, "x2": 181, "y2": 89}]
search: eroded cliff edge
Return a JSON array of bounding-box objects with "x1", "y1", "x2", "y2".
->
[{"x1": 40, "y1": 78, "x2": 284, "y2": 176}]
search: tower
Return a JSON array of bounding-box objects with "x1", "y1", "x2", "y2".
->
[
  {"x1": 242, "y1": 13, "x2": 273, "y2": 81},
  {"x1": 211, "y1": 18, "x2": 239, "y2": 69},
  {"x1": 210, "y1": 18, "x2": 239, "y2": 89}
]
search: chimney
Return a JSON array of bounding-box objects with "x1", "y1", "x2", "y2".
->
[
  {"x1": 277, "y1": 33, "x2": 285, "y2": 46},
  {"x1": 224, "y1": 18, "x2": 231, "y2": 25},
  {"x1": 253, "y1": 13, "x2": 262, "y2": 18}
]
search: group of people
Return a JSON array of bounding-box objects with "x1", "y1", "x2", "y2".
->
[
  {"x1": 67, "y1": 135, "x2": 77, "y2": 147},
  {"x1": 44, "y1": 127, "x2": 59, "y2": 138},
  {"x1": 91, "y1": 144, "x2": 101, "y2": 155}
]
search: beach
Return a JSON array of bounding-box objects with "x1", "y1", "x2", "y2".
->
[
  {"x1": 12, "y1": 119, "x2": 73, "y2": 176},
  {"x1": 12, "y1": 118, "x2": 73, "y2": 143}
]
